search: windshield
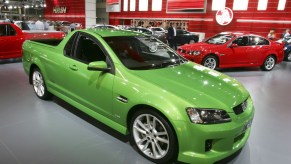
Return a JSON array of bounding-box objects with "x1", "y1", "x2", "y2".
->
[
  {"x1": 205, "y1": 34, "x2": 234, "y2": 45},
  {"x1": 104, "y1": 36, "x2": 187, "y2": 70},
  {"x1": 152, "y1": 28, "x2": 164, "y2": 32}
]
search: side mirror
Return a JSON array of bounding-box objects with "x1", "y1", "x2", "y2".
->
[
  {"x1": 229, "y1": 43, "x2": 238, "y2": 48},
  {"x1": 87, "y1": 61, "x2": 111, "y2": 72}
]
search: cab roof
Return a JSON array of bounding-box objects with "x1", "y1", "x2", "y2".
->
[{"x1": 84, "y1": 28, "x2": 144, "y2": 37}]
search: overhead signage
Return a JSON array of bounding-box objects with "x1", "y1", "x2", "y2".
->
[
  {"x1": 167, "y1": 0, "x2": 206, "y2": 13},
  {"x1": 106, "y1": 0, "x2": 121, "y2": 12},
  {"x1": 216, "y1": 7, "x2": 233, "y2": 26},
  {"x1": 53, "y1": 6, "x2": 67, "y2": 14}
]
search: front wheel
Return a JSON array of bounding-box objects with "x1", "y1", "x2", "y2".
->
[
  {"x1": 261, "y1": 56, "x2": 276, "y2": 71},
  {"x1": 32, "y1": 68, "x2": 52, "y2": 100},
  {"x1": 130, "y1": 109, "x2": 177, "y2": 164},
  {"x1": 202, "y1": 55, "x2": 218, "y2": 70},
  {"x1": 285, "y1": 52, "x2": 291, "y2": 61}
]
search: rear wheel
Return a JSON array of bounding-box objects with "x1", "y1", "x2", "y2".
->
[
  {"x1": 130, "y1": 109, "x2": 177, "y2": 164},
  {"x1": 261, "y1": 56, "x2": 276, "y2": 71},
  {"x1": 31, "y1": 68, "x2": 52, "y2": 100},
  {"x1": 202, "y1": 55, "x2": 218, "y2": 70}
]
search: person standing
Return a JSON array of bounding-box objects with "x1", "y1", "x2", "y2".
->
[
  {"x1": 43, "y1": 20, "x2": 49, "y2": 30},
  {"x1": 167, "y1": 23, "x2": 177, "y2": 50},
  {"x1": 69, "y1": 23, "x2": 76, "y2": 32},
  {"x1": 283, "y1": 29, "x2": 290, "y2": 38},
  {"x1": 267, "y1": 29, "x2": 276, "y2": 40}
]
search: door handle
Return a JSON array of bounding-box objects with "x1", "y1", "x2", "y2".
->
[{"x1": 69, "y1": 65, "x2": 78, "y2": 71}]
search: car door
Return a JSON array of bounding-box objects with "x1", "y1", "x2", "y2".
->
[
  {"x1": 226, "y1": 36, "x2": 251, "y2": 66},
  {"x1": 247, "y1": 36, "x2": 271, "y2": 64},
  {"x1": 61, "y1": 32, "x2": 115, "y2": 118},
  {"x1": 0, "y1": 24, "x2": 23, "y2": 58}
]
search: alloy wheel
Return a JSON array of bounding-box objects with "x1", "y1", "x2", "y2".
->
[
  {"x1": 265, "y1": 57, "x2": 275, "y2": 70},
  {"x1": 32, "y1": 71, "x2": 45, "y2": 97},
  {"x1": 203, "y1": 58, "x2": 217, "y2": 69},
  {"x1": 132, "y1": 114, "x2": 169, "y2": 159}
]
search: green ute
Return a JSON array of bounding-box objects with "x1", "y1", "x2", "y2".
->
[{"x1": 22, "y1": 29, "x2": 254, "y2": 164}]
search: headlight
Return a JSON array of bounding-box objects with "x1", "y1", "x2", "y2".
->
[
  {"x1": 283, "y1": 47, "x2": 287, "y2": 50},
  {"x1": 188, "y1": 50, "x2": 201, "y2": 55},
  {"x1": 186, "y1": 108, "x2": 231, "y2": 124}
]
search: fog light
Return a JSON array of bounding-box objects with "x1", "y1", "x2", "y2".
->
[{"x1": 205, "y1": 139, "x2": 212, "y2": 152}]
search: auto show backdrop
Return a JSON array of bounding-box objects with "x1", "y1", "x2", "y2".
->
[
  {"x1": 43, "y1": 0, "x2": 85, "y2": 27},
  {"x1": 109, "y1": 0, "x2": 291, "y2": 37}
]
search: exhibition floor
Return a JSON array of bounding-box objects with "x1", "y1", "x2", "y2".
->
[{"x1": 0, "y1": 61, "x2": 290, "y2": 164}]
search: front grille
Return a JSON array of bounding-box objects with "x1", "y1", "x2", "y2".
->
[
  {"x1": 205, "y1": 139, "x2": 212, "y2": 152},
  {"x1": 233, "y1": 99, "x2": 248, "y2": 115}
]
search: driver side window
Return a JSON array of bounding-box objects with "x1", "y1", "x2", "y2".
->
[
  {"x1": 233, "y1": 36, "x2": 249, "y2": 46},
  {"x1": 74, "y1": 35, "x2": 106, "y2": 64}
]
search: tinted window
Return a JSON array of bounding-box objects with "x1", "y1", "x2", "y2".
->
[
  {"x1": 233, "y1": 36, "x2": 249, "y2": 46},
  {"x1": 64, "y1": 33, "x2": 78, "y2": 57},
  {"x1": 0, "y1": 24, "x2": 16, "y2": 36},
  {"x1": 104, "y1": 36, "x2": 187, "y2": 70},
  {"x1": 0, "y1": 24, "x2": 5, "y2": 36},
  {"x1": 7, "y1": 25, "x2": 16, "y2": 36},
  {"x1": 75, "y1": 35, "x2": 106, "y2": 63},
  {"x1": 249, "y1": 36, "x2": 269, "y2": 45}
]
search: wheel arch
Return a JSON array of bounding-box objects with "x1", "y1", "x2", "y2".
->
[
  {"x1": 127, "y1": 104, "x2": 178, "y2": 136},
  {"x1": 127, "y1": 104, "x2": 180, "y2": 160},
  {"x1": 263, "y1": 54, "x2": 277, "y2": 64}
]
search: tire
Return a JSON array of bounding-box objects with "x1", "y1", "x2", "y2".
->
[
  {"x1": 261, "y1": 55, "x2": 276, "y2": 71},
  {"x1": 285, "y1": 52, "x2": 291, "y2": 61},
  {"x1": 31, "y1": 68, "x2": 52, "y2": 100},
  {"x1": 202, "y1": 55, "x2": 218, "y2": 70},
  {"x1": 130, "y1": 109, "x2": 177, "y2": 164}
]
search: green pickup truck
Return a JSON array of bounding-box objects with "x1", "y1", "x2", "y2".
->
[{"x1": 22, "y1": 29, "x2": 254, "y2": 164}]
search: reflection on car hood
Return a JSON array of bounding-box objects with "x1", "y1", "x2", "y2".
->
[
  {"x1": 131, "y1": 62, "x2": 249, "y2": 112},
  {"x1": 179, "y1": 42, "x2": 223, "y2": 51}
]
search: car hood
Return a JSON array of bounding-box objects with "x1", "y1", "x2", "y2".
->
[
  {"x1": 179, "y1": 42, "x2": 223, "y2": 51},
  {"x1": 130, "y1": 62, "x2": 249, "y2": 112}
]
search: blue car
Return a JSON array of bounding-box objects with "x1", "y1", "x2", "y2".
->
[
  {"x1": 278, "y1": 36, "x2": 291, "y2": 61},
  {"x1": 284, "y1": 44, "x2": 291, "y2": 61}
]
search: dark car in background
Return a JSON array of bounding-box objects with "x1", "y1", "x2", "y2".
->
[
  {"x1": 175, "y1": 29, "x2": 199, "y2": 45},
  {"x1": 127, "y1": 27, "x2": 168, "y2": 43}
]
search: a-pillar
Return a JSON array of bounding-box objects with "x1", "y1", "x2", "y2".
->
[{"x1": 85, "y1": 0, "x2": 96, "y2": 28}]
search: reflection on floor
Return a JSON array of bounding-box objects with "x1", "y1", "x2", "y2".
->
[{"x1": 0, "y1": 61, "x2": 290, "y2": 164}]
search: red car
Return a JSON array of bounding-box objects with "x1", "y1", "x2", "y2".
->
[
  {"x1": 177, "y1": 32, "x2": 284, "y2": 71},
  {"x1": 0, "y1": 22, "x2": 65, "y2": 59}
]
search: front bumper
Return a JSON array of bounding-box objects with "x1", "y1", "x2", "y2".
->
[
  {"x1": 173, "y1": 98, "x2": 255, "y2": 164},
  {"x1": 176, "y1": 50, "x2": 203, "y2": 64}
]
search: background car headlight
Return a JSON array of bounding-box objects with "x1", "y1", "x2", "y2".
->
[
  {"x1": 283, "y1": 47, "x2": 287, "y2": 50},
  {"x1": 186, "y1": 108, "x2": 231, "y2": 124},
  {"x1": 188, "y1": 50, "x2": 201, "y2": 55}
]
